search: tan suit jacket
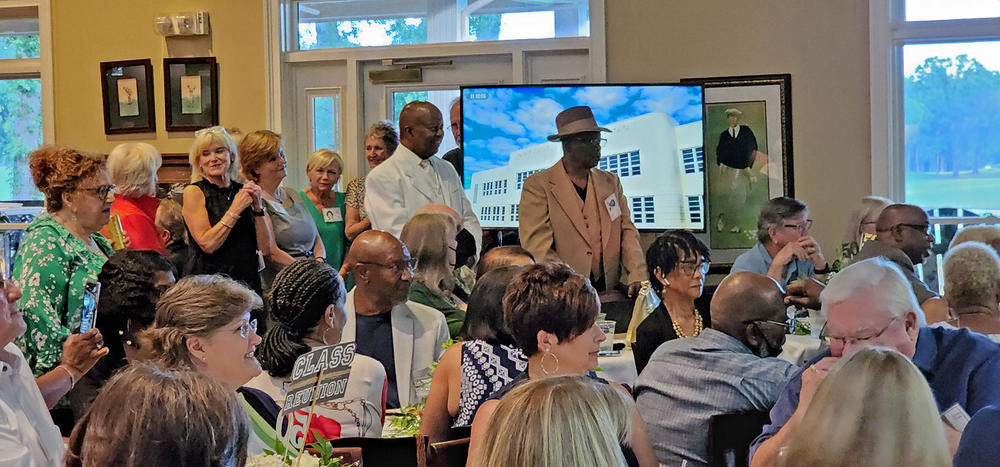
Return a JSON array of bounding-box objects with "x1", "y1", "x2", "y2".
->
[{"x1": 518, "y1": 161, "x2": 646, "y2": 289}]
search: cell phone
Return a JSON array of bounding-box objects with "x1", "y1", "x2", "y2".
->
[
  {"x1": 942, "y1": 403, "x2": 971, "y2": 432},
  {"x1": 80, "y1": 282, "x2": 101, "y2": 333}
]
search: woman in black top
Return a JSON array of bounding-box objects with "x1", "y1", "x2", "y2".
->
[
  {"x1": 182, "y1": 126, "x2": 271, "y2": 298},
  {"x1": 466, "y1": 263, "x2": 658, "y2": 467},
  {"x1": 633, "y1": 230, "x2": 712, "y2": 374}
]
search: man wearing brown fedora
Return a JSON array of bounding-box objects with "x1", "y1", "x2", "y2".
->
[{"x1": 517, "y1": 105, "x2": 646, "y2": 296}]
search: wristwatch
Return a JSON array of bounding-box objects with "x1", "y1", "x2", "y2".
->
[{"x1": 252, "y1": 208, "x2": 265, "y2": 217}]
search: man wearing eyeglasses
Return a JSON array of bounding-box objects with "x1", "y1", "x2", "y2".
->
[
  {"x1": 519, "y1": 105, "x2": 646, "y2": 297},
  {"x1": 851, "y1": 203, "x2": 941, "y2": 309},
  {"x1": 731, "y1": 197, "x2": 827, "y2": 287},
  {"x1": 635, "y1": 272, "x2": 797, "y2": 467},
  {"x1": 749, "y1": 258, "x2": 1000, "y2": 466},
  {"x1": 339, "y1": 230, "x2": 450, "y2": 409}
]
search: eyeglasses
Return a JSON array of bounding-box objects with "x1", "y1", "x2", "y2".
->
[
  {"x1": 233, "y1": 319, "x2": 258, "y2": 339},
  {"x1": 80, "y1": 184, "x2": 116, "y2": 199},
  {"x1": 359, "y1": 258, "x2": 417, "y2": 276},
  {"x1": 894, "y1": 223, "x2": 932, "y2": 236},
  {"x1": 677, "y1": 259, "x2": 710, "y2": 277},
  {"x1": 195, "y1": 125, "x2": 232, "y2": 139},
  {"x1": 783, "y1": 220, "x2": 813, "y2": 233},
  {"x1": 569, "y1": 135, "x2": 607, "y2": 147},
  {"x1": 823, "y1": 317, "x2": 899, "y2": 348},
  {"x1": 745, "y1": 316, "x2": 796, "y2": 334}
]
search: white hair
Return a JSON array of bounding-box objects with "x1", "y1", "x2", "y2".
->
[
  {"x1": 944, "y1": 242, "x2": 1000, "y2": 311},
  {"x1": 107, "y1": 142, "x2": 162, "y2": 197},
  {"x1": 820, "y1": 257, "x2": 926, "y2": 326},
  {"x1": 188, "y1": 127, "x2": 240, "y2": 183}
]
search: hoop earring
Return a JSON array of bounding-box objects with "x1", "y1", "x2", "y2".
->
[
  {"x1": 540, "y1": 348, "x2": 560, "y2": 376},
  {"x1": 322, "y1": 327, "x2": 334, "y2": 346}
]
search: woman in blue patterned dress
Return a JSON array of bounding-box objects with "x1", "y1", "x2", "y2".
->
[{"x1": 419, "y1": 266, "x2": 527, "y2": 442}]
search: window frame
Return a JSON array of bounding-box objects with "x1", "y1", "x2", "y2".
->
[
  {"x1": 0, "y1": 0, "x2": 53, "y2": 204},
  {"x1": 870, "y1": 0, "x2": 1000, "y2": 208}
]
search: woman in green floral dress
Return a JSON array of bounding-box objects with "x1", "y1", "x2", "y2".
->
[{"x1": 14, "y1": 147, "x2": 115, "y2": 376}]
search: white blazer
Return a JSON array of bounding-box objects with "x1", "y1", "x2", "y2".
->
[
  {"x1": 364, "y1": 144, "x2": 482, "y2": 252},
  {"x1": 342, "y1": 290, "x2": 450, "y2": 407}
]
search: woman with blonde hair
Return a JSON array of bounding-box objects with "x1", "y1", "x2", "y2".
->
[
  {"x1": 470, "y1": 375, "x2": 634, "y2": 467},
  {"x1": 300, "y1": 148, "x2": 348, "y2": 270},
  {"x1": 182, "y1": 126, "x2": 270, "y2": 297},
  {"x1": 65, "y1": 362, "x2": 249, "y2": 467},
  {"x1": 840, "y1": 195, "x2": 892, "y2": 264},
  {"x1": 941, "y1": 242, "x2": 1000, "y2": 338},
  {"x1": 949, "y1": 224, "x2": 1000, "y2": 252},
  {"x1": 777, "y1": 347, "x2": 950, "y2": 467},
  {"x1": 103, "y1": 142, "x2": 165, "y2": 253},
  {"x1": 401, "y1": 212, "x2": 465, "y2": 337},
  {"x1": 239, "y1": 130, "x2": 324, "y2": 290},
  {"x1": 142, "y1": 274, "x2": 277, "y2": 454},
  {"x1": 345, "y1": 121, "x2": 398, "y2": 241}
]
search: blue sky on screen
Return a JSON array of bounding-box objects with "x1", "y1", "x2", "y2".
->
[{"x1": 461, "y1": 85, "x2": 703, "y2": 184}]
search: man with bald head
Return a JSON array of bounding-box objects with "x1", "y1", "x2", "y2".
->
[
  {"x1": 341, "y1": 230, "x2": 450, "y2": 409},
  {"x1": 365, "y1": 101, "x2": 482, "y2": 252},
  {"x1": 634, "y1": 272, "x2": 798, "y2": 466},
  {"x1": 849, "y1": 203, "x2": 946, "y2": 319}
]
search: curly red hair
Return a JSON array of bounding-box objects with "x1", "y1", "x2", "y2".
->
[{"x1": 29, "y1": 146, "x2": 106, "y2": 212}]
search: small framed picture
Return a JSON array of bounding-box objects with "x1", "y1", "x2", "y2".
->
[
  {"x1": 99, "y1": 59, "x2": 155, "y2": 134},
  {"x1": 163, "y1": 57, "x2": 219, "y2": 131}
]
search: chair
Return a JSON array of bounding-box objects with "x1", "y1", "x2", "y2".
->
[
  {"x1": 707, "y1": 411, "x2": 770, "y2": 467},
  {"x1": 426, "y1": 437, "x2": 470, "y2": 467},
  {"x1": 330, "y1": 435, "x2": 428, "y2": 467}
]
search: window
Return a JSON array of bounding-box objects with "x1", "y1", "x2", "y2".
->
[
  {"x1": 681, "y1": 147, "x2": 704, "y2": 174},
  {"x1": 309, "y1": 89, "x2": 340, "y2": 153},
  {"x1": 516, "y1": 170, "x2": 540, "y2": 189},
  {"x1": 599, "y1": 150, "x2": 640, "y2": 177},
  {"x1": 631, "y1": 196, "x2": 654, "y2": 224},
  {"x1": 874, "y1": 1, "x2": 1000, "y2": 216},
  {"x1": 511, "y1": 203, "x2": 519, "y2": 222},
  {"x1": 687, "y1": 196, "x2": 702, "y2": 224},
  {"x1": 294, "y1": 0, "x2": 590, "y2": 50},
  {"x1": 0, "y1": 3, "x2": 50, "y2": 202}
]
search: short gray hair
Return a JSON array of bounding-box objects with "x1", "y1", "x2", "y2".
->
[
  {"x1": 820, "y1": 257, "x2": 926, "y2": 326},
  {"x1": 944, "y1": 242, "x2": 1000, "y2": 310},
  {"x1": 107, "y1": 142, "x2": 162, "y2": 197},
  {"x1": 757, "y1": 197, "x2": 807, "y2": 244}
]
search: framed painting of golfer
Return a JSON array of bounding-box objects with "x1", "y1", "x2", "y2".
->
[{"x1": 681, "y1": 74, "x2": 793, "y2": 266}]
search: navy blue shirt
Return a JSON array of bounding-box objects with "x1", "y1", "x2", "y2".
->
[
  {"x1": 954, "y1": 405, "x2": 1000, "y2": 467},
  {"x1": 750, "y1": 326, "x2": 1000, "y2": 458},
  {"x1": 355, "y1": 313, "x2": 398, "y2": 408}
]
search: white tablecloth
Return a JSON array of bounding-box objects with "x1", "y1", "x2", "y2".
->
[{"x1": 594, "y1": 334, "x2": 827, "y2": 387}]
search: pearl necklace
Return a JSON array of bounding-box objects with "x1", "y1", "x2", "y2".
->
[{"x1": 672, "y1": 309, "x2": 703, "y2": 338}]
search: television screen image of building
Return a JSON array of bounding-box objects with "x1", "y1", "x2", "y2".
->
[{"x1": 461, "y1": 85, "x2": 704, "y2": 230}]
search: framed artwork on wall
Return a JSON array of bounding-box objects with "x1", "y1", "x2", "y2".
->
[
  {"x1": 99, "y1": 59, "x2": 155, "y2": 134},
  {"x1": 680, "y1": 73, "x2": 793, "y2": 268},
  {"x1": 163, "y1": 57, "x2": 218, "y2": 131}
]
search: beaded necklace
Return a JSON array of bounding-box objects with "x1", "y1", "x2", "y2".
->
[{"x1": 672, "y1": 309, "x2": 703, "y2": 338}]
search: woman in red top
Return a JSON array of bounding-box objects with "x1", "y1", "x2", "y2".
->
[{"x1": 102, "y1": 143, "x2": 165, "y2": 254}]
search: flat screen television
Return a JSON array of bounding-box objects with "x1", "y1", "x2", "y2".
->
[{"x1": 460, "y1": 84, "x2": 705, "y2": 231}]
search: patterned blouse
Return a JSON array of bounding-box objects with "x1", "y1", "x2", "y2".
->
[
  {"x1": 13, "y1": 214, "x2": 113, "y2": 375},
  {"x1": 453, "y1": 340, "x2": 527, "y2": 427},
  {"x1": 345, "y1": 176, "x2": 368, "y2": 221}
]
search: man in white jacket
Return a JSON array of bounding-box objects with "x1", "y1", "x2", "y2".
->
[
  {"x1": 340, "y1": 230, "x2": 450, "y2": 408},
  {"x1": 364, "y1": 101, "x2": 482, "y2": 252}
]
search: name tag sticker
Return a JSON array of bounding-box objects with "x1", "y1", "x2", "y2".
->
[
  {"x1": 322, "y1": 207, "x2": 343, "y2": 223},
  {"x1": 604, "y1": 194, "x2": 621, "y2": 221}
]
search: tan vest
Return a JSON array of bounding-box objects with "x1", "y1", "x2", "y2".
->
[{"x1": 581, "y1": 179, "x2": 605, "y2": 281}]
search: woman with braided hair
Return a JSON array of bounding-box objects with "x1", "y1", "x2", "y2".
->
[{"x1": 247, "y1": 258, "x2": 387, "y2": 445}]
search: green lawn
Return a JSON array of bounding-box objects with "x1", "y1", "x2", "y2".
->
[{"x1": 906, "y1": 170, "x2": 1000, "y2": 213}]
